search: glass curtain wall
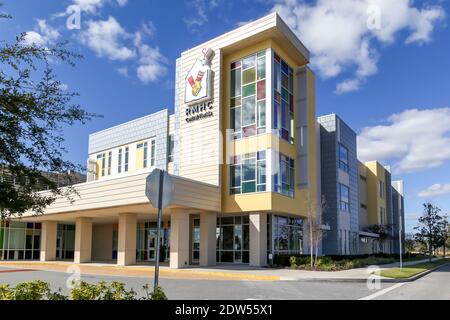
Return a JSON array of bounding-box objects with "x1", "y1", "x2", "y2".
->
[
  {"x1": 273, "y1": 51, "x2": 295, "y2": 144},
  {"x1": 230, "y1": 51, "x2": 267, "y2": 139},
  {"x1": 273, "y1": 153, "x2": 295, "y2": 197},
  {"x1": 0, "y1": 221, "x2": 41, "y2": 260},
  {"x1": 230, "y1": 151, "x2": 266, "y2": 195},
  {"x1": 216, "y1": 215, "x2": 250, "y2": 264},
  {"x1": 270, "y1": 215, "x2": 303, "y2": 257}
]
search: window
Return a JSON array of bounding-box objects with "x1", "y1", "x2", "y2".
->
[
  {"x1": 360, "y1": 174, "x2": 367, "y2": 181},
  {"x1": 107, "y1": 151, "x2": 112, "y2": 176},
  {"x1": 124, "y1": 147, "x2": 129, "y2": 172},
  {"x1": 0, "y1": 221, "x2": 41, "y2": 261},
  {"x1": 338, "y1": 144, "x2": 349, "y2": 173},
  {"x1": 274, "y1": 154, "x2": 295, "y2": 197},
  {"x1": 380, "y1": 207, "x2": 386, "y2": 225},
  {"x1": 273, "y1": 52, "x2": 294, "y2": 144},
  {"x1": 379, "y1": 180, "x2": 385, "y2": 198},
  {"x1": 230, "y1": 51, "x2": 266, "y2": 140},
  {"x1": 344, "y1": 230, "x2": 348, "y2": 254},
  {"x1": 137, "y1": 142, "x2": 149, "y2": 169},
  {"x1": 151, "y1": 140, "x2": 156, "y2": 167},
  {"x1": 350, "y1": 232, "x2": 358, "y2": 254},
  {"x1": 339, "y1": 184, "x2": 350, "y2": 212},
  {"x1": 168, "y1": 135, "x2": 174, "y2": 163},
  {"x1": 230, "y1": 151, "x2": 266, "y2": 195},
  {"x1": 271, "y1": 215, "x2": 303, "y2": 255},
  {"x1": 118, "y1": 149, "x2": 122, "y2": 174},
  {"x1": 96, "y1": 153, "x2": 106, "y2": 177},
  {"x1": 360, "y1": 203, "x2": 367, "y2": 210}
]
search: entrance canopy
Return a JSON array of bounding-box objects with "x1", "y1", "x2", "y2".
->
[{"x1": 19, "y1": 172, "x2": 220, "y2": 223}]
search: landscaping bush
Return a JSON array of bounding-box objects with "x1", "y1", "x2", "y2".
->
[
  {"x1": 0, "y1": 281, "x2": 66, "y2": 300},
  {"x1": 273, "y1": 254, "x2": 292, "y2": 267},
  {"x1": 0, "y1": 280, "x2": 168, "y2": 300},
  {"x1": 289, "y1": 256, "x2": 298, "y2": 269},
  {"x1": 285, "y1": 255, "x2": 398, "y2": 271},
  {"x1": 144, "y1": 285, "x2": 168, "y2": 300},
  {"x1": 70, "y1": 281, "x2": 138, "y2": 300}
]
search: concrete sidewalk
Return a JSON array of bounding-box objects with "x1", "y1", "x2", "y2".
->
[{"x1": 0, "y1": 258, "x2": 443, "y2": 282}]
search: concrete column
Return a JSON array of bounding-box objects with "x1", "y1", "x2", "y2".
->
[
  {"x1": 170, "y1": 209, "x2": 190, "y2": 269},
  {"x1": 117, "y1": 213, "x2": 137, "y2": 266},
  {"x1": 74, "y1": 217, "x2": 92, "y2": 264},
  {"x1": 200, "y1": 212, "x2": 217, "y2": 267},
  {"x1": 249, "y1": 213, "x2": 267, "y2": 267},
  {"x1": 40, "y1": 221, "x2": 57, "y2": 261}
]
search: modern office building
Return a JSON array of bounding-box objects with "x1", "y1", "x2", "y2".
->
[
  {"x1": 1, "y1": 13, "x2": 321, "y2": 268},
  {"x1": 317, "y1": 114, "x2": 359, "y2": 255},
  {"x1": 357, "y1": 161, "x2": 405, "y2": 254},
  {"x1": 0, "y1": 13, "x2": 406, "y2": 266}
]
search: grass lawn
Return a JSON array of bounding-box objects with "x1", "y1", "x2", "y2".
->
[{"x1": 377, "y1": 258, "x2": 450, "y2": 279}]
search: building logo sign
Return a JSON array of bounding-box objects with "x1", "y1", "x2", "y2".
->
[{"x1": 185, "y1": 48, "x2": 215, "y2": 123}]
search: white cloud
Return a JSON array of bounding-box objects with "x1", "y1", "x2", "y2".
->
[
  {"x1": 24, "y1": 19, "x2": 60, "y2": 46},
  {"x1": 53, "y1": 0, "x2": 128, "y2": 17},
  {"x1": 272, "y1": 0, "x2": 445, "y2": 93},
  {"x1": 116, "y1": 0, "x2": 128, "y2": 7},
  {"x1": 134, "y1": 35, "x2": 168, "y2": 84},
  {"x1": 335, "y1": 78, "x2": 361, "y2": 94},
  {"x1": 72, "y1": 0, "x2": 105, "y2": 13},
  {"x1": 80, "y1": 16, "x2": 135, "y2": 61},
  {"x1": 79, "y1": 15, "x2": 166, "y2": 84},
  {"x1": 184, "y1": 0, "x2": 221, "y2": 32},
  {"x1": 357, "y1": 108, "x2": 450, "y2": 173},
  {"x1": 116, "y1": 66, "x2": 129, "y2": 77},
  {"x1": 418, "y1": 184, "x2": 450, "y2": 198}
]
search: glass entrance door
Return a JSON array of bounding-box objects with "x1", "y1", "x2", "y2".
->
[
  {"x1": 217, "y1": 215, "x2": 249, "y2": 264},
  {"x1": 147, "y1": 229, "x2": 157, "y2": 261}
]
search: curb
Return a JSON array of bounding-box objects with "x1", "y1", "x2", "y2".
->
[
  {"x1": 0, "y1": 262, "x2": 280, "y2": 282},
  {"x1": 290, "y1": 261, "x2": 450, "y2": 283},
  {"x1": 381, "y1": 261, "x2": 450, "y2": 283}
]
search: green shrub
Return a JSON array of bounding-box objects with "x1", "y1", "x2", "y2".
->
[
  {"x1": 289, "y1": 256, "x2": 298, "y2": 268},
  {"x1": 297, "y1": 256, "x2": 311, "y2": 266},
  {"x1": 316, "y1": 256, "x2": 332, "y2": 267},
  {"x1": 70, "y1": 281, "x2": 106, "y2": 300},
  {"x1": 143, "y1": 284, "x2": 168, "y2": 300},
  {"x1": 70, "y1": 281, "x2": 137, "y2": 300},
  {"x1": 0, "y1": 281, "x2": 67, "y2": 300},
  {"x1": 0, "y1": 284, "x2": 14, "y2": 300},
  {"x1": 0, "y1": 281, "x2": 166, "y2": 300},
  {"x1": 102, "y1": 281, "x2": 137, "y2": 300}
]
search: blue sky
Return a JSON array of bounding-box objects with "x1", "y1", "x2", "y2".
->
[{"x1": 1, "y1": 0, "x2": 450, "y2": 232}]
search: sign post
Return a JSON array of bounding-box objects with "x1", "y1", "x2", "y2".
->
[{"x1": 145, "y1": 169, "x2": 173, "y2": 291}]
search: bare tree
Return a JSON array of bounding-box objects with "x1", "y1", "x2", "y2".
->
[{"x1": 303, "y1": 191, "x2": 329, "y2": 268}]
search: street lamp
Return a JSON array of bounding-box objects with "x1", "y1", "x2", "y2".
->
[{"x1": 399, "y1": 212, "x2": 403, "y2": 269}]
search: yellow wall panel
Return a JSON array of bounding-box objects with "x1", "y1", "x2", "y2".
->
[{"x1": 220, "y1": 39, "x2": 317, "y2": 217}]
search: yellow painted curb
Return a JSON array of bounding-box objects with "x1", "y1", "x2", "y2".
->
[{"x1": 0, "y1": 262, "x2": 279, "y2": 281}]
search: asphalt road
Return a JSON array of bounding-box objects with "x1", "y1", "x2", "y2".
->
[{"x1": 0, "y1": 263, "x2": 449, "y2": 300}]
